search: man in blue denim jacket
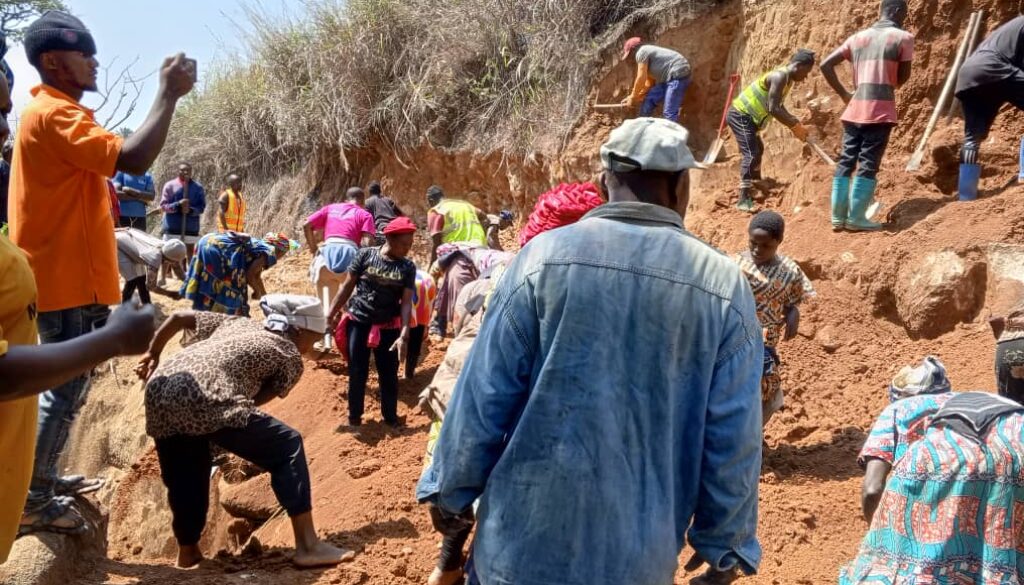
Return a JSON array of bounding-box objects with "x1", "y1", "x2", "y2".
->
[{"x1": 418, "y1": 117, "x2": 764, "y2": 585}]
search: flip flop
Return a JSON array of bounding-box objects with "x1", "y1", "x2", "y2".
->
[
  {"x1": 18, "y1": 496, "x2": 89, "y2": 537},
  {"x1": 54, "y1": 475, "x2": 105, "y2": 497}
]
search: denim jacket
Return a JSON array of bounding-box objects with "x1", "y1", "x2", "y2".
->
[{"x1": 417, "y1": 201, "x2": 764, "y2": 585}]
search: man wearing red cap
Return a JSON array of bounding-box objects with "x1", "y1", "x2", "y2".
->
[{"x1": 619, "y1": 37, "x2": 692, "y2": 123}]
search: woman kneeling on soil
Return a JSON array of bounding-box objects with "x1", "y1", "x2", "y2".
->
[
  {"x1": 328, "y1": 217, "x2": 418, "y2": 428},
  {"x1": 136, "y1": 295, "x2": 351, "y2": 569}
]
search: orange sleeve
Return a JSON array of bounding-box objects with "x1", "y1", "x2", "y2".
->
[
  {"x1": 45, "y1": 104, "x2": 123, "y2": 177},
  {"x1": 627, "y1": 62, "x2": 653, "y2": 105}
]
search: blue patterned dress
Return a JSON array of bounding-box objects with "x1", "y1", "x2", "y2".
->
[
  {"x1": 841, "y1": 405, "x2": 1024, "y2": 583},
  {"x1": 181, "y1": 233, "x2": 277, "y2": 316}
]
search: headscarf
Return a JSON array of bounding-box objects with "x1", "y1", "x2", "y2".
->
[
  {"x1": 888, "y1": 355, "x2": 951, "y2": 403},
  {"x1": 260, "y1": 294, "x2": 326, "y2": 334},
  {"x1": 518, "y1": 182, "x2": 603, "y2": 247},
  {"x1": 262, "y1": 232, "x2": 299, "y2": 254}
]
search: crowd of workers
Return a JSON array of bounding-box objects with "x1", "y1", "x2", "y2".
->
[{"x1": 0, "y1": 3, "x2": 1023, "y2": 585}]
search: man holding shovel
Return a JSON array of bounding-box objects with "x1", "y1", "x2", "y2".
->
[
  {"x1": 954, "y1": 15, "x2": 1024, "y2": 201},
  {"x1": 727, "y1": 49, "x2": 816, "y2": 212},
  {"x1": 620, "y1": 37, "x2": 692, "y2": 122},
  {"x1": 820, "y1": 0, "x2": 913, "y2": 232}
]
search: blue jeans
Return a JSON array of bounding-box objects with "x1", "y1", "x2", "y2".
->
[
  {"x1": 835, "y1": 122, "x2": 893, "y2": 180},
  {"x1": 24, "y1": 304, "x2": 110, "y2": 514},
  {"x1": 639, "y1": 77, "x2": 691, "y2": 122}
]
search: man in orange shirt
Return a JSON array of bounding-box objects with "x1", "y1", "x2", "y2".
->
[{"x1": 8, "y1": 10, "x2": 194, "y2": 535}]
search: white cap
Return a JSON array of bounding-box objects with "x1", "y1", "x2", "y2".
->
[
  {"x1": 161, "y1": 239, "x2": 188, "y2": 263},
  {"x1": 260, "y1": 294, "x2": 327, "y2": 334},
  {"x1": 600, "y1": 117, "x2": 706, "y2": 173}
]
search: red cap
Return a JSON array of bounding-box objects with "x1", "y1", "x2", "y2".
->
[
  {"x1": 383, "y1": 216, "x2": 417, "y2": 235},
  {"x1": 622, "y1": 37, "x2": 642, "y2": 60}
]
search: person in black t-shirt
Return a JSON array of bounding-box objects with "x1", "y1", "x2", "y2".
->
[
  {"x1": 328, "y1": 216, "x2": 417, "y2": 427},
  {"x1": 954, "y1": 15, "x2": 1024, "y2": 199},
  {"x1": 364, "y1": 181, "x2": 404, "y2": 244}
]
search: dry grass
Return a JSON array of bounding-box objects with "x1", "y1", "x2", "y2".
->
[{"x1": 156, "y1": 0, "x2": 715, "y2": 186}]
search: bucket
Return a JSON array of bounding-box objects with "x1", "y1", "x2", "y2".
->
[{"x1": 958, "y1": 163, "x2": 981, "y2": 201}]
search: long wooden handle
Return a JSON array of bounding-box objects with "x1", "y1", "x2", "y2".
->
[
  {"x1": 914, "y1": 12, "x2": 977, "y2": 154},
  {"x1": 592, "y1": 104, "x2": 627, "y2": 110}
]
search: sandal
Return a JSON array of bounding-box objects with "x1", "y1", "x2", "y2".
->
[
  {"x1": 54, "y1": 475, "x2": 105, "y2": 497},
  {"x1": 18, "y1": 496, "x2": 89, "y2": 536}
]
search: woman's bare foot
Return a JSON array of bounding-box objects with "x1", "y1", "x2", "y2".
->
[
  {"x1": 293, "y1": 540, "x2": 355, "y2": 568},
  {"x1": 176, "y1": 544, "x2": 204, "y2": 569},
  {"x1": 428, "y1": 566, "x2": 464, "y2": 585}
]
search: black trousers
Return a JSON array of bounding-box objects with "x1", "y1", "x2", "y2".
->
[
  {"x1": 997, "y1": 337, "x2": 1024, "y2": 404},
  {"x1": 121, "y1": 275, "x2": 152, "y2": 304},
  {"x1": 119, "y1": 215, "x2": 147, "y2": 230},
  {"x1": 835, "y1": 122, "x2": 893, "y2": 179},
  {"x1": 346, "y1": 320, "x2": 401, "y2": 424},
  {"x1": 154, "y1": 413, "x2": 312, "y2": 546},
  {"x1": 406, "y1": 325, "x2": 426, "y2": 378},
  {"x1": 726, "y1": 107, "x2": 763, "y2": 188},
  {"x1": 957, "y1": 75, "x2": 1024, "y2": 155}
]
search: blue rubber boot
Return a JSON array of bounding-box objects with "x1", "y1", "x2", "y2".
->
[
  {"x1": 846, "y1": 176, "x2": 881, "y2": 232},
  {"x1": 957, "y1": 163, "x2": 981, "y2": 201},
  {"x1": 830, "y1": 175, "x2": 851, "y2": 231}
]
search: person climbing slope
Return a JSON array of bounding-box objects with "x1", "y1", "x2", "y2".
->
[
  {"x1": 734, "y1": 211, "x2": 815, "y2": 426},
  {"x1": 136, "y1": 295, "x2": 351, "y2": 570},
  {"x1": 364, "y1": 180, "x2": 404, "y2": 244},
  {"x1": 426, "y1": 185, "x2": 488, "y2": 264},
  {"x1": 727, "y1": 49, "x2": 816, "y2": 212},
  {"x1": 954, "y1": 15, "x2": 1024, "y2": 201},
  {"x1": 304, "y1": 186, "x2": 376, "y2": 304},
  {"x1": 820, "y1": 0, "x2": 913, "y2": 231},
  {"x1": 619, "y1": 37, "x2": 693, "y2": 122}
]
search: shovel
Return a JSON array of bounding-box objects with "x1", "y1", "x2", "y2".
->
[
  {"x1": 703, "y1": 73, "x2": 741, "y2": 165},
  {"x1": 592, "y1": 103, "x2": 628, "y2": 111},
  {"x1": 806, "y1": 137, "x2": 837, "y2": 167}
]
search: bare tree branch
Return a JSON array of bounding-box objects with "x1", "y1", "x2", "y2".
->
[
  {"x1": 0, "y1": 0, "x2": 69, "y2": 40},
  {"x1": 92, "y1": 55, "x2": 153, "y2": 131}
]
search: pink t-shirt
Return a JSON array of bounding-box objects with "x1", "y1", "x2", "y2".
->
[
  {"x1": 306, "y1": 202, "x2": 375, "y2": 243},
  {"x1": 839, "y1": 22, "x2": 914, "y2": 125}
]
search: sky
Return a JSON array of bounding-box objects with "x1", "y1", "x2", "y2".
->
[{"x1": 6, "y1": 0, "x2": 304, "y2": 130}]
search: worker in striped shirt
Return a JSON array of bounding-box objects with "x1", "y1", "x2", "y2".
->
[
  {"x1": 821, "y1": 0, "x2": 913, "y2": 232},
  {"x1": 726, "y1": 50, "x2": 815, "y2": 212}
]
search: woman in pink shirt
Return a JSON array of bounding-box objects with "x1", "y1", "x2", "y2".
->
[{"x1": 304, "y1": 187, "x2": 376, "y2": 303}]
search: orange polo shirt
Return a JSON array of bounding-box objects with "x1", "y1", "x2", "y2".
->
[{"x1": 9, "y1": 85, "x2": 124, "y2": 312}]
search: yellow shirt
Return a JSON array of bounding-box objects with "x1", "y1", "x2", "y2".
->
[{"x1": 0, "y1": 235, "x2": 39, "y2": 562}]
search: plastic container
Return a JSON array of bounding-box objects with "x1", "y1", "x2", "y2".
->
[{"x1": 958, "y1": 163, "x2": 981, "y2": 201}]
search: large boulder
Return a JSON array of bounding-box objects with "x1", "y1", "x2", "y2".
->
[
  {"x1": 218, "y1": 474, "x2": 277, "y2": 522},
  {"x1": 894, "y1": 250, "x2": 986, "y2": 339}
]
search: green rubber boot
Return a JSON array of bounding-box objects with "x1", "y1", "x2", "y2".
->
[
  {"x1": 846, "y1": 176, "x2": 881, "y2": 232},
  {"x1": 736, "y1": 187, "x2": 755, "y2": 213},
  {"x1": 830, "y1": 175, "x2": 850, "y2": 231}
]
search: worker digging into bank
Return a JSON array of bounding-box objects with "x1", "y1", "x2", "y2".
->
[
  {"x1": 426, "y1": 185, "x2": 488, "y2": 337},
  {"x1": 217, "y1": 173, "x2": 246, "y2": 233},
  {"x1": 136, "y1": 295, "x2": 352, "y2": 570},
  {"x1": 619, "y1": 37, "x2": 692, "y2": 122},
  {"x1": 115, "y1": 227, "x2": 186, "y2": 304},
  {"x1": 304, "y1": 186, "x2": 376, "y2": 305},
  {"x1": 727, "y1": 49, "x2": 816, "y2": 212},
  {"x1": 9, "y1": 10, "x2": 194, "y2": 536},
  {"x1": 485, "y1": 209, "x2": 514, "y2": 251},
  {"x1": 734, "y1": 211, "x2": 815, "y2": 426},
  {"x1": 820, "y1": 0, "x2": 914, "y2": 232},
  {"x1": 954, "y1": 15, "x2": 1024, "y2": 201},
  {"x1": 419, "y1": 118, "x2": 763, "y2": 585}
]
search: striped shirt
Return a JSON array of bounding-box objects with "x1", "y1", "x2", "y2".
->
[{"x1": 838, "y1": 20, "x2": 914, "y2": 125}]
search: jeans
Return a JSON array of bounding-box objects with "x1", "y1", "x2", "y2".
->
[
  {"x1": 835, "y1": 122, "x2": 893, "y2": 179},
  {"x1": 118, "y1": 215, "x2": 147, "y2": 230},
  {"x1": 346, "y1": 320, "x2": 401, "y2": 424},
  {"x1": 726, "y1": 107, "x2": 763, "y2": 189},
  {"x1": 639, "y1": 77, "x2": 691, "y2": 122},
  {"x1": 406, "y1": 325, "x2": 426, "y2": 378},
  {"x1": 957, "y1": 74, "x2": 1024, "y2": 161},
  {"x1": 121, "y1": 275, "x2": 152, "y2": 305},
  {"x1": 25, "y1": 304, "x2": 111, "y2": 514},
  {"x1": 154, "y1": 413, "x2": 312, "y2": 546}
]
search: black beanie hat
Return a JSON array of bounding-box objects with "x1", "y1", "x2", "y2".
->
[{"x1": 24, "y1": 11, "x2": 96, "y2": 67}]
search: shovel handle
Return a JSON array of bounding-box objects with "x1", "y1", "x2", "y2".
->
[{"x1": 716, "y1": 74, "x2": 741, "y2": 136}]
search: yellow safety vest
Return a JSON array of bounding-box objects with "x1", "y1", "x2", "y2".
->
[
  {"x1": 732, "y1": 68, "x2": 794, "y2": 130},
  {"x1": 218, "y1": 189, "x2": 246, "y2": 233},
  {"x1": 433, "y1": 199, "x2": 487, "y2": 246}
]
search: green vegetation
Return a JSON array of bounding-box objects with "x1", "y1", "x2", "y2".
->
[
  {"x1": 0, "y1": 0, "x2": 68, "y2": 39},
  {"x1": 158, "y1": 0, "x2": 700, "y2": 184}
]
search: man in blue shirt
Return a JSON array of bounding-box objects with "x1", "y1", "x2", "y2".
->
[
  {"x1": 113, "y1": 169, "x2": 156, "y2": 230},
  {"x1": 418, "y1": 118, "x2": 763, "y2": 585}
]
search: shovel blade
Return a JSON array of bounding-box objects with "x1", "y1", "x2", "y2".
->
[
  {"x1": 906, "y1": 150, "x2": 924, "y2": 172},
  {"x1": 703, "y1": 139, "x2": 724, "y2": 165},
  {"x1": 866, "y1": 201, "x2": 882, "y2": 220}
]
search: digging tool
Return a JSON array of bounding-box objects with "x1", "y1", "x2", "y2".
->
[
  {"x1": 806, "y1": 137, "x2": 836, "y2": 167},
  {"x1": 592, "y1": 103, "x2": 628, "y2": 111},
  {"x1": 947, "y1": 10, "x2": 985, "y2": 119},
  {"x1": 703, "y1": 73, "x2": 741, "y2": 165},
  {"x1": 907, "y1": 11, "x2": 978, "y2": 172},
  {"x1": 317, "y1": 285, "x2": 333, "y2": 360}
]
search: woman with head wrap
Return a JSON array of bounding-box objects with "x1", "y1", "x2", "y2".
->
[
  {"x1": 327, "y1": 217, "x2": 418, "y2": 428},
  {"x1": 135, "y1": 295, "x2": 351, "y2": 569},
  {"x1": 181, "y1": 231, "x2": 298, "y2": 316},
  {"x1": 733, "y1": 211, "x2": 815, "y2": 426},
  {"x1": 841, "y1": 353, "x2": 1024, "y2": 583}
]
